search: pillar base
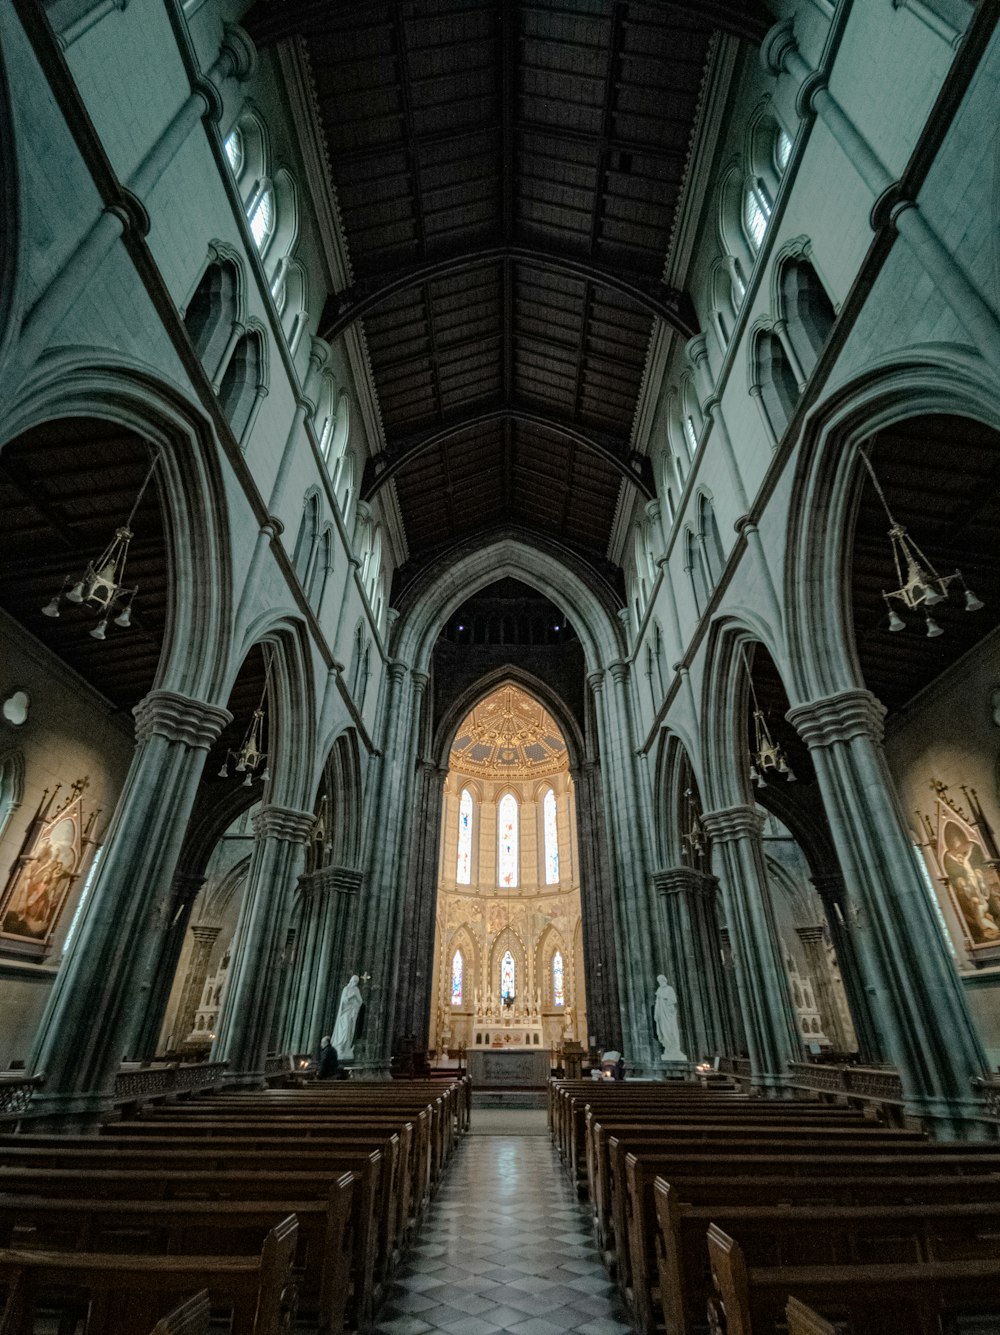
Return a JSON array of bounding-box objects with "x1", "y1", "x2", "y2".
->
[
  {"x1": 904, "y1": 1094, "x2": 999, "y2": 1142},
  {"x1": 18, "y1": 1088, "x2": 113, "y2": 1133}
]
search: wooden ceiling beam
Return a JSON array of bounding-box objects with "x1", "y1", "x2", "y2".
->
[
  {"x1": 362, "y1": 406, "x2": 654, "y2": 500},
  {"x1": 320, "y1": 243, "x2": 698, "y2": 341}
]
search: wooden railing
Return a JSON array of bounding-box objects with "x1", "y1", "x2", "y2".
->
[
  {"x1": 787, "y1": 1060, "x2": 904, "y2": 1105},
  {"x1": 112, "y1": 1061, "x2": 229, "y2": 1103}
]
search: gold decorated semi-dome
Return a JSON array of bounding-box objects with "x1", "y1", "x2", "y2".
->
[{"x1": 451, "y1": 684, "x2": 567, "y2": 778}]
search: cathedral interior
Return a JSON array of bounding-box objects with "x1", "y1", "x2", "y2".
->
[{"x1": 2, "y1": 0, "x2": 1000, "y2": 1330}]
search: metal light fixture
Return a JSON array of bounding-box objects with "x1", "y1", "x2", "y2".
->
[
  {"x1": 860, "y1": 451, "x2": 984, "y2": 637},
  {"x1": 41, "y1": 454, "x2": 158, "y2": 636},
  {"x1": 681, "y1": 784, "x2": 705, "y2": 865},
  {"x1": 218, "y1": 651, "x2": 273, "y2": 785},
  {"x1": 744, "y1": 649, "x2": 795, "y2": 786}
]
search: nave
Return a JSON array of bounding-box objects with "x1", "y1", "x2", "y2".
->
[{"x1": 4, "y1": 1073, "x2": 1000, "y2": 1333}]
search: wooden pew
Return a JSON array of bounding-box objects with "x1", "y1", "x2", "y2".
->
[
  {"x1": 616, "y1": 1142, "x2": 1000, "y2": 1331},
  {"x1": 655, "y1": 1179, "x2": 1000, "y2": 1335},
  {"x1": 0, "y1": 1141, "x2": 384, "y2": 1328},
  {"x1": 785, "y1": 1296, "x2": 836, "y2": 1335},
  {"x1": 0, "y1": 1214, "x2": 298, "y2": 1335},
  {"x1": 149, "y1": 1290, "x2": 211, "y2": 1335},
  {"x1": 707, "y1": 1222, "x2": 1000, "y2": 1335},
  {"x1": 0, "y1": 1181, "x2": 353, "y2": 1334}
]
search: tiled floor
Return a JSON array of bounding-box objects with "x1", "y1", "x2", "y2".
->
[{"x1": 375, "y1": 1123, "x2": 632, "y2": 1335}]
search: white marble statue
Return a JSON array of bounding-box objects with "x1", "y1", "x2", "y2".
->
[
  {"x1": 331, "y1": 974, "x2": 364, "y2": 1060},
  {"x1": 654, "y1": 975, "x2": 687, "y2": 1062}
]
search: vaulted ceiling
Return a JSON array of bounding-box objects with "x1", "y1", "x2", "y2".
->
[{"x1": 246, "y1": 0, "x2": 772, "y2": 583}]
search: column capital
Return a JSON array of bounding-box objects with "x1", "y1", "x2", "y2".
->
[
  {"x1": 760, "y1": 17, "x2": 798, "y2": 76},
  {"x1": 653, "y1": 866, "x2": 716, "y2": 898},
  {"x1": 786, "y1": 689, "x2": 886, "y2": 749},
  {"x1": 387, "y1": 659, "x2": 409, "y2": 686},
  {"x1": 299, "y1": 864, "x2": 363, "y2": 896},
  {"x1": 587, "y1": 669, "x2": 605, "y2": 694},
  {"x1": 190, "y1": 924, "x2": 222, "y2": 946},
  {"x1": 133, "y1": 691, "x2": 232, "y2": 749},
  {"x1": 606, "y1": 660, "x2": 629, "y2": 685},
  {"x1": 686, "y1": 332, "x2": 709, "y2": 367},
  {"x1": 701, "y1": 804, "x2": 765, "y2": 844},
  {"x1": 217, "y1": 22, "x2": 257, "y2": 83},
  {"x1": 171, "y1": 871, "x2": 206, "y2": 909},
  {"x1": 644, "y1": 498, "x2": 661, "y2": 523},
  {"x1": 795, "y1": 925, "x2": 827, "y2": 944},
  {"x1": 411, "y1": 670, "x2": 430, "y2": 696},
  {"x1": 251, "y1": 805, "x2": 315, "y2": 844}
]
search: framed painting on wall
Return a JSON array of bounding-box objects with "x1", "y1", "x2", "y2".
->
[
  {"x1": 930, "y1": 793, "x2": 1000, "y2": 953},
  {"x1": 0, "y1": 779, "x2": 99, "y2": 958}
]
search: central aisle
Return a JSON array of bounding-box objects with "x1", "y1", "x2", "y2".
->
[{"x1": 376, "y1": 1113, "x2": 632, "y2": 1335}]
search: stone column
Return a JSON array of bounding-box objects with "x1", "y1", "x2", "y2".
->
[
  {"x1": 787, "y1": 689, "x2": 988, "y2": 1131},
  {"x1": 810, "y1": 872, "x2": 880, "y2": 1061},
  {"x1": 653, "y1": 867, "x2": 733, "y2": 1059},
  {"x1": 282, "y1": 865, "x2": 362, "y2": 1055},
  {"x1": 131, "y1": 870, "x2": 206, "y2": 1058},
  {"x1": 28, "y1": 691, "x2": 230, "y2": 1124},
  {"x1": 214, "y1": 804, "x2": 314, "y2": 1083},
  {"x1": 173, "y1": 924, "x2": 221, "y2": 1051},
  {"x1": 574, "y1": 759, "x2": 623, "y2": 1054},
  {"x1": 393, "y1": 760, "x2": 448, "y2": 1052},
  {"x1": 592, "y1": 664, "x2": 659, "y2": 1070},
  {"x1": 348, "y1": 663, "x2": 426, "y2": 1071},
  {"x1": 718, "y1": 925, "x2": 747, "y2": 1056},
  {"x1": 700, "y1": 806, "x2": 802, "y2": 1091}
]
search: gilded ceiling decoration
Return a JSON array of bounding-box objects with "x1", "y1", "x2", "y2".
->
[{"x1": 451, "y1": 684, "x2": 567, "y2": 777}]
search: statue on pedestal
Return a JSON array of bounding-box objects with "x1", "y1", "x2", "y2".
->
[
  {"x1": 654, "y1": 974, "x2": 687, "y2": 1061},
  {"x1": 331, "y1": 973, "x2": 364, "y2": 1060}
]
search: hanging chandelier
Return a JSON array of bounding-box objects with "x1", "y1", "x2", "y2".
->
[
  {"x1": 744, "y1": 649, "x2": 795, "y2": 786},
  {"x1": 681, "y1": 784, "x2": 705, "y2": 865},
  {"x1": 41, "y1": 453, "x2": 158, "y2": 639},
  {"x1": 218, "y1": 653, "x2": 272, "y2": 786},
  {"x1": 859, "y1": 450, "x2": 983, "y2": 637}
]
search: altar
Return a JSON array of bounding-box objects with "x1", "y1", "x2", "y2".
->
[{"x1": 467, "y1": 1048, "x2": 552, "y2": 1087}]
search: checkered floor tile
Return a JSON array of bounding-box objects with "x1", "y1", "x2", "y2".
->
[{"x1": 373, "y1": 1131, "x2": 632, "y2": 1333}]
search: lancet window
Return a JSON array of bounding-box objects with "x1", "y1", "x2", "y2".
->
[
  {"x1": 498, "y1": 793, "x2": 518, "y2": 887},
  {"x1": 543, "y1": 788, "x2": 559, "y2": 885},
  {"x1": 501, "y1": 949, "x2": 515, "y2": 1000},
  {"x1": 553, "y1": 950, "x2": 565, "y2": 1007},
  {"x1": 451, "y1": 950, "x2": 463, "y2": 1005},
  {"x1": 456, "y1": 789, "x2": 473, "y2": 885}
]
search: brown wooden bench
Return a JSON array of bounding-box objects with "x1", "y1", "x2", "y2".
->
[
  {"x1": 707, "y1": 1222, "x2": 1000, "y2": 1335},
  {"x1": 0, "y1": 1181, "x2": 353, "y2": 1334},
  {"x1": 149, "y1": 1290, "x2": 211, "y2": 1335},
  {"x1": 0, "y1": 1214, "x2": 297, "y2": 1335},
  {"x1": 654, "y1": 1179, "x2": 1000, "y2": 1335}
]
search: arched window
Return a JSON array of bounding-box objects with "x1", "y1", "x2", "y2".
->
[
  {"x1": 753, "y1": 329, "x2": 798, "y2": 442},
  {"x1": 698, "y1": 494, "x2": 725, "y2": 585},
  {"x1": 456, "y1": 789, "x2": 473, "y2": 885},
  {"x1": 498, "y1": 793, "x2": 518, "y2": 887},
  {"x1": 293, "y1": 492, "x2": 321, "y2": 582},
  {"x1": 451, "y1": 950, "x2": 463, "y2": 1005},
  {"x1": 686, "y1": 527, "x2": 709, "y2": 617},
  {"x1": 223, "y1": 127, "x2": 244, "y2": 177},
  {"x1": 218, "y1": 330, "x2": 263, "y2": 441},
  {"x1": 683, "y1": 414, "x2": 698, "y2": 457},
  {"x1": 248, "y1": 186, "x2": 274, "y2": 252},
  {"x1": 775, "y1": 127, "x2": 792, "y2": 172},
  {"x1": 500, "y1": 949, "x2": 516, "y2": 1001},
  {"x1": 743, "y1": 184, "x2": 769, "y2": 253},
  {"x1": 552, "y1": 950, "x2": 565, "y2": 1007},
  {"x1": 779, "y1": 256, "x2": 835, "y2": 378},
  {"x1": 184, "y1": 257, "x2": 240, "y2": 377},
  {"x1": 309, "y1": 527, "x2": 333, "y2": 612},
  {"x1": 543, "y1": 788, "x2": 559, "y2": 885}
]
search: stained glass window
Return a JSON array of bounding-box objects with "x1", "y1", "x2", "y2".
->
[
  {"x1": 249, "y1": 188, "x2": 274, "y2": 250},
  {"x1": 498, "y1": 793, "x2": 518, "y2": 887},
  {"x1": 553, "y1": 950, "x2": 565, "y2": 1007},
  {"x1": 456, "y1": 789, "x2": 473, "y2": 885},
  {"x1": 683, "y1": 414, "x2": 698, "y2": 458},
  {"x1": 775, "y1": 128, "x2": 792, "y2": 172},
  {"x1": 451, "y1": 950, "x2": 463, "y2": 1005},
  {"x1": 543, "y1": 788, "x2": 559, "y2": 885},
  {"x1": 501, "y1": 949, "x2": 515, "y2": 1001}
]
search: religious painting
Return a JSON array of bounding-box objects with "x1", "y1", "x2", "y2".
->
[
  {"x1": 929, "y1": 791, "x2": 1000, "y2": 950},
  {"x1": 0, "y1": 780, "x2": 99, "y2": 955}
]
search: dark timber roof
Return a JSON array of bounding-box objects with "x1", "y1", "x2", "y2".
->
[{"x1": 246, "y1": 0, "x2": 767, "y2": 580}]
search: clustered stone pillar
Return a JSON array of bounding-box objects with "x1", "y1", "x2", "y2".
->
[
  {"x1": 28, "y1": 690, "x2": 231, "y2": 1125},
  {"x1": 591, "y1": 664, "x2": 659, "y2": 1070},
  {"x1": 131, "y1": 869, "x2": 206, "y2": 1058},
  {"x1": 573, "y1": 759, "x2": 623, "y2": 1054},
  {"x1": 281, "y1": 865, "x2": 362, "y2": 1056},
  {"x1": 347, "y1": 662, "x2": 427, "y2": 1072},
  {"x1": 393, "y1": 760, "x2": 448, "y2": 1053},
  {"x1": 701, "y1": 806, "x2": 802, "y2": 1091},
  {"x1": 653, "y1": 867, "x2": 734, "y2": 1060},
  {"x1": 787, "y1": 689, "x2": 988, "y2": 1131},
  {"x1": 794, "y1": 924, "x2": 853, "y2": 1054},
  {"x1": 214, "y1": 804, "x2": 314, "y2": 1083}
]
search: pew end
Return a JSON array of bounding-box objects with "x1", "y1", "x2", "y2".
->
[
  {"x1": 785, "y1": 1296, "x2": 838, "y2": 1335},
  {"x1": 149, "y1": 1290, "x2": 211, "y2": 1335}
]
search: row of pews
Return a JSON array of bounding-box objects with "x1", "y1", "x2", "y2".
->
[
  {"x1": 0, "y1": 1076, "x2": 470, "y2": 1334},
  {"x1": 549, "y1": 1078, "x2": 1000, "y2": 1334}
]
